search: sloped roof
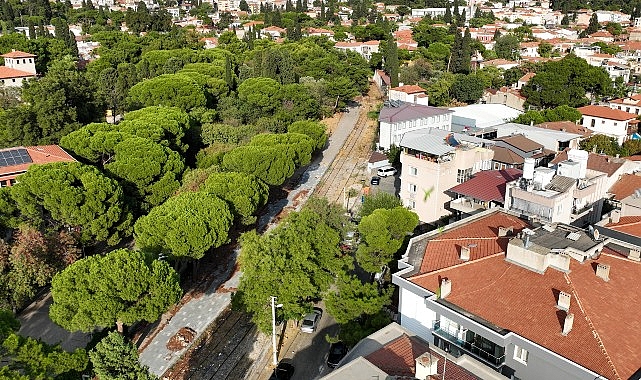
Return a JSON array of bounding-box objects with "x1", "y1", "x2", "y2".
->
[
  {"x1": 494, "y1": 134, "x2": 542, "y2": 153},
  {"x1": 534, "y1": 121, "x2": 592, "y2": 137},
  {"x1": 0, "y1": 66, "x2": 35, "y2": 79},
  {"x1": 490, "y1": 146, "x2": 524, "y2": 164},
  {"x1": 379, "y1": 102, "x2": 452, "y2": 124},
  {"x1": 0, "y1": 145, "x2": 76, "y2": 178},
  {"x1": 551, "y1": 149, "x2": 626, "y2": 177},
  {"x1": 609, "y1": 174, "x2": 641, "y2": 201},
  {"x1": 577, "y1": 105, "x2": 637, "y2": 121},
  {"x1": 399, "y1": 130, "x2": 455, "y2": 156},
  {"x1": 448, "y1": 169, "x2": 522, "y2": 202},
  {"x1": 605, "y1": 216, "x2": 641, "y2": 237},
  {"x1": 368, "y1": 151, "x2": 388, "y2": 164},
  {"x1": 1, "y1": 50, "x2": 36, "y2": 58},
  {"x1": 405, "y1": 211, "x2": 641, "y2": 379},
  {"x1": 389, "y1": 84, "x2": 425, "y2": 94}
]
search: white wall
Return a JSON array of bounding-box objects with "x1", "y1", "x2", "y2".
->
[
  {"x1": 580, "y1": 115, "x2": 629, "y2": 145},
  {"x1": 5, "y1": 56, "x2": 36, "y2": 74},
  {"x1": 379, "y1": 114, "x2": 451, "y2": 151}
]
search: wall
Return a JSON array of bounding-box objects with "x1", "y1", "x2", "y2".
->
[
  {"x1": 580, "y1": 115, "x2": 629, "y2": 145},
  {"x1": 5, "y1": 56, "x2": 36, "y2": 74},
  {"x1": 0, "y1": 76, "x2": 30, "y2": 87},
  {"x1": 379, "y1": 113, "x2": 452, "y2": 150}
]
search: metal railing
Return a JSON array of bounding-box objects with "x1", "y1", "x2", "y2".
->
[{"x1": 432, "y1": 321, "x2": 506, "y2": 367}]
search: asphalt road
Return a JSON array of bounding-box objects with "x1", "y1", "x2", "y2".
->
[{"x1": 280, "y1": 306, "x2": 340, "y2": 380}]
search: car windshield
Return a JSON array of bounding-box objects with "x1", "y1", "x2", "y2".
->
[{"x1": 303, "y1": 319, "x2": 314, "y2": 326}]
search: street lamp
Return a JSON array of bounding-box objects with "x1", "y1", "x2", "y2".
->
[{"x1": 271, "y1": 296, "x2": 284, "y2": 366}]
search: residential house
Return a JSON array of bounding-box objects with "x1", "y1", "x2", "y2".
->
[
  {"x1": 494, "y1": 122, "x2": 584, "y2": 152},
  {"x1": 393, "y1": 207, "x2": 641, "y2": 380},
  {"x1": 398, "y1": 129, "x2": 493, "y2": 223},
  {"x1": 607, "y1": 173, "x2": 641, "y2": 216},
  {"x1": 577, "y1": 105, "x2": 638, "y2": 145},
  {"x1": 551, "y1": 148, "x2": 638, "y2": 191},
  {"x1": 448, "y1": 168, "x2": 522, "y2": 219},
  {"x1": 608, "y1": 94, "x2": 641, "y2": 115},
  {"x1": 479, "y1": 59, "x2": 519, "y2": 70},
  {"x1": 261, "y1": 26, "x2": 286, "y2": 39},
  {"x1": 0, "y1": 145, "x2": 76, "y2": 187},
  {"x1": 450, "y1": 104, "x2": 523, "y2": 134},
  {"x1": 492, "y1": 134, "x2": 556, "y2": 167},
  {"x1": 532, "y1": 121, "x2": 592, "y2": 147},
  {"x1": 334, "y1": 40, "x2": 380, "y2": 60},
  {"x1": 378, "y1": 101, "x2": 453, "y2": 150},
  {"x1": 320, "y1": 322, "x2": 493, "y2": 380},
  {"x1": 588, "y1": 30, "x2": 614, "y2": 43},
  {"x1": 367, "y1": 151, "x2": 390, "y2": 173},
  {"x1": 388, "y1": 85, "x2": 429, "y2": 106},
  {"x1": 515, "y1": 72, "x2": 535, "y2": 90},
  {"x1": 519, "y1": 42, "x2": 540, "y2": 58},
  {"x1": 201, "y1": 37, "x2": 218, "y2": 49},
  {"x1": 0, "y1": 50, "x2": 37, "y2": 87},
  {"x1": 305, "y1": 27, "x2": 334, "y2": 39}
]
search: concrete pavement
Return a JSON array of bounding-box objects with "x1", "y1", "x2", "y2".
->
[{"x1": 140, "y1": 105, "x2": 363, "y2": 378}]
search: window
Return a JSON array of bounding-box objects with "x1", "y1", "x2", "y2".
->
[
  {"x1": 408, "y1": 200, "x2": 416, "y2": 209},
  {"x1": 408, "y1": 183, "x2": 417, "y2": 193},
  {"x1": 409, "y1": 166, "x2": 418, "y2": 176},
  {"x1": 590, "y1": 119, "x2": 595, "y2": 128},
  {"x1": 514, "y1": 345, "x2": 528, "y2": 364},
  {"x1": 457, "y1": 168, "x2": 473, "y2": 183},
  {"x1": 11, "y1": 79, "x2": 15, "y2": 82},
  {"x1": 602, "y1": 120, "x2": 605, "y2": 124},
  {"x1": 28, "y1": 58, "x2": 32, "y2": 63},
  {"x1": 614, "y1": 122, "x2": 618, "y2": 126}
]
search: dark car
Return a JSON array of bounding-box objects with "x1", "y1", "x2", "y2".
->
[
  {"x1": 327, "y1": 341, "x2": 348, "y2": 368},
  {"x1": 269, "y1": 362, "x2": 295, "y2": 380},
  {"x1": 370, "y1": 176, "x2": 380, "y2": 185}
]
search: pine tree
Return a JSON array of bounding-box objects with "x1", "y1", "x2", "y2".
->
[
  {"x1": 453, "y1": 0, "x2": 459, "y2": 20},
  {"x1": 38, "y1": 20, "x2": 46, "y2": 38},
  {"x1": 225, "y1": 55, "x2": 235, "y2": 89},
  {"x1": 240, "y1": 0, "x2": 249, "y2": 11},
  {"x1": 296, "y1": 0, "x2": 303, "y2": 12},
  {"x1": 450, "y1": 29, "x2": 463, "y2": 72},
  {"x1": 460, "y1": 27, "x2": 471, "y2": 74},
  {"x1": 459, "y1": 9, "x2": 466, "y2": 27},
  {"x1": 385, "y1": 35, "x2": 399, "y2": 87},
  {"x1": 28, "y1": 20, "x2": 35, "y2": 39},
  {"x1": 320, "y1": 1, "x2": 325, "y2": 20},
  {"x1": 444, "y1": 0, "x2": 452, "y2": 23},
  {"x1": 493, "y1": 28, "x2": 501, "y2": 40},
  {"x1": 474, "y1": 7, "x2": 482, "y2": 18},
  {"x1": 273, "y1": 9, "x2": 282, "y2": 26},
  {"x1": 561, "y1": 14, "x2": 569, "y2": 25},
  {"x1": 286, "y1": 0, "x2": 293, "y2": 11}
]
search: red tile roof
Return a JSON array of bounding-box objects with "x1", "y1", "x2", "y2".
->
[
  {"x1": 577, "y1": 105, "x2": 637, "y2": 121},
  {"x1": 364, "y1": 334, "x2": 480, "y2": 380},
  {"x1": 534, "y1": 121, "x2": 592, "y2": 137},
  {"x1": 448, "y1": 169, "x2": 522, "y2": 202},
  {"x1": 0, "y1": 145, "x2": 76, "y2": 180},
  {"x1": 1, "y1": 50, "x2": 36, "y2": 58},
  {"x1": 490, "y1": 146, "x2": 524, "y2": 165},
  {"x1": 608, "y1": 174, "x2": 641, "y2": 201},
  {"x1": 605, "y1": 216, "x2": 641, "y2": 237},
  {"x1": 389, "y1": 84, "x2": 425, "y2": 94},
  {"x1": 409, "y1": 249, "x2": 641, "y2": 379},
  {"x1": 518, "y1": 72, "x2": 535, "y2": 83},
  {"x1": 417, "y1": 211, "x2": 531, "y2": 274},
  {"x1": 0, "y1": 66, "x2": 35, "y2": 79},
  {"x1": 551, "y1": 149, "x2": 626, "y2": 177}
]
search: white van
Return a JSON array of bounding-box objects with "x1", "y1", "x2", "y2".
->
[{"x1": 377, "y1": 166, "x2": 397, "y2": 177}]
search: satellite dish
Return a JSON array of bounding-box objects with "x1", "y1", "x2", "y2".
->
[{"x1": 593, "y1": 228, "x2": 600, "y2": 241}]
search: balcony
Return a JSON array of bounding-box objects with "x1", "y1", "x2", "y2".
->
[
  {"x1": 449, "y1": 198, "x2": 487, "y2": 215},
  {"x1": 572, "y1": 203, "x2": 593, "y2": 217},
  {"x1": 432, "y1": 321, "x2": 505, "y2": 368}
]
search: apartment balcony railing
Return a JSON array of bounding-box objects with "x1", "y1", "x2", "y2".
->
[
  {"x1": 432, "y1": 321, "x2": 505, "y2": 368},
  {"x1": 449, "y1": 198, "x2": 487, "y2": 215},
  {"x1": 572, "y1": 203, "x2": 593, "y2": 217}
]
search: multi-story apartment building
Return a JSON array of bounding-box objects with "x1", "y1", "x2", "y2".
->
[
  {"x1": 393, "y1": 207, "x2": 641, "y2": 380},
  {"x1": 378, "y1": 101, "x2": 453, "y2": 151},
  {"x1": 398, "y1": 129, "x2": 493, "y2": 223}
]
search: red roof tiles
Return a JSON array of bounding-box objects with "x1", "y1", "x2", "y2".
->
[
  {"x1": 1, "y1": 50, "x2": 36, "y2": 58},
  {"x1": 0, "y1": 66, "x2": 35, "y2": 79},
  {"x1": 448, "y1": 169, "x2": 522, "y2": 202},
  {"x1": 389, "y1": 84, "x2": 425, "y2": 94},
  {"x1": 0, "y1": 145, "x2": 76, "y2": 182},
  {"x1": 605, "y1": 216, "x2": 641, "y2": 237},
  {"x1": 577, "y1": 105, "x2": 637, "y2": 121},
  {"x1": 609, "y1": 174, "x2": 641, "y2": 201}
]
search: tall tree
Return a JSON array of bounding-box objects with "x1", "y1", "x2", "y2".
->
[
  {"x1": 134, "y1": 192, "x2": 233, "y2": 259},
  {"x1": 11, "y1": 162, "x2": 132, "y2": 246},
  {"x1": 90, "y1": 332, "x2": 156, "y2": 380},
  {"x1": 49, "y1": 249, "x2": 182, "y2": 333},
  {"x1": 385, "y1": 35, "x2": 399, "y2": 87},
  {"x1": 444, "y1": 0, "x2": 452, "y2": 24},
  {"x1": 201, "y1": 172, "x2": 269, "y2": 225}
]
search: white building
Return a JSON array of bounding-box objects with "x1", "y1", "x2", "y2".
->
[
  {"x1": 378, "y1": 101, "x2": 453, "y2": 150},
  {"x1": 334, "y1": 41, "x2": 380, "y2": 60},
  {"x1": 0, "y1": 50, "x2": 37, "y2": 87},
  {"x1": 577, "y1": 105, "x2": 638, "y2": 145},
  {"x1": 387, "y1": 84, "x2": 429, "y2": 106}
]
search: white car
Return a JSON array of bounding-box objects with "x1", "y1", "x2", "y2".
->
[
  {"x1": 377, "y1": 166, "x2": 397, "y2": 177},
  {"x1": 300, "y1": 307, "x2": 323, "y2": 333}
]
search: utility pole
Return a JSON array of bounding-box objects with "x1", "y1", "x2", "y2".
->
[{"x1": 271, "y1": 296, "x2": 283, "y2": 366}]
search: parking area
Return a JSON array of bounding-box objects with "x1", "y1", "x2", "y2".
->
[{"x1": 368, "y1": 171, "x2": 399, "y2": 197}]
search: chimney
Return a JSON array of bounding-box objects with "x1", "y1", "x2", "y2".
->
[
  {"x1": 557, "y1": 291, "x2": 571, "y2": 311},
  {"x1": 562, "y1": 313, "x2": 574, "y2": 336},
  {"x1": 440, "y1": 279, "x2": 452, "y2": 299},
  {"x1": 415, "y1": 352, "x2": 439, "y2": 379},
  {"x1": 596, "y1": 263, "x2": 610, "y2": 282},
  {"x1": 629, "y1": 248, "x2": 641, "y2": 262},
  {"x1": 610, "y1": 210, "x2": 620, "y2": 224},
  {"x1": 460, "y1": 245, "x2": 470, "y2": 261},
  {"x1": 498, "y1": 226, "x2": 513, "y2": 237}
]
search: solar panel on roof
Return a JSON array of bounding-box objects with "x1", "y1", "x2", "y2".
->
[{"x1": 0, "y1": 148, "x2": 32, "y2": 168}]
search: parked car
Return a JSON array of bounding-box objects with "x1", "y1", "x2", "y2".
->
[
  {"x1": 300, "y1": 307, "x2": 323, "y2": 333},
  {"x1": 377, "y1": 166, "x2": 397, "y2": 177},
  {"x1": 370, "y1": 176, "x2": 380, "y2": 185},
  {"x1": 327, "y1": 341, "x2": 348, "y2": 368},
  {"x1": 269, "y1": 362, "x2": 295, "y2": 380}
]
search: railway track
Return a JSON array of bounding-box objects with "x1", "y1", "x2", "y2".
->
[
  {"x1": 163, "y1": 308, "x2": 258, "y2": 380},
  {"x1": 314, "y1": 95, "x2": 379, "y2": 204}
]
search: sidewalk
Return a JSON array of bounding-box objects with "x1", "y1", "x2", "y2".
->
[{"x1": 139, "y1": 105, "x2": 362, "y2": 378}]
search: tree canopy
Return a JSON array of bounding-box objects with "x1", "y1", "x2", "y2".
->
[
  {"x1": 222, "y1": 145, "x2": 295, "y2": 186},
  {"x1": 90, "y1": 331, "x2": 156, "y2": 380},
  {"x1": 134, "y1": 192, "x2": 233, "y2": 260},
  {"x1": 49, "y1": 249, "x2": 181, "y2": 332},
  {"x1": 201, "y1": 172, "x2": 269, "y2": 225},
  {"x1": 11, "y1": 162, "x2": 132, "y2": 245}
]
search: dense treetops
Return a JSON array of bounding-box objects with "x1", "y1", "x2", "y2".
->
[{"x1": 49, "y1": 249, "x2": 182, "y2": 332}]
